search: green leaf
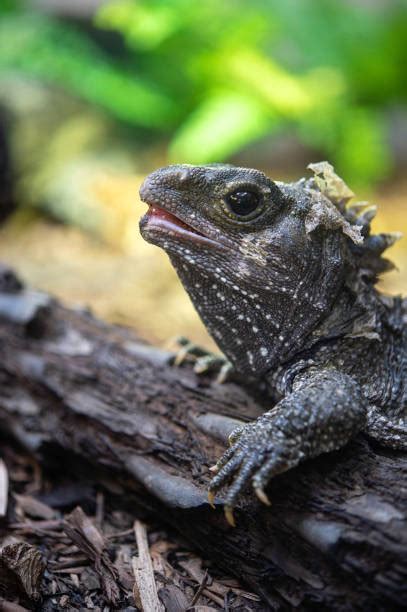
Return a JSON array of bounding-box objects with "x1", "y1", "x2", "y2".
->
[
  {"x1": 96, "y1": 0, "x2": 186, "y2": 50},
  {"x1": 224, "y1": 49, "x2": 312, "y2": 117},
  {"x1": 169, "y1": 90, "x2": 273, "y2": 163},
  {"x1": 0, "y1": 14, "x2": 176, "y2": 128},
  {"x1": 334, "y1": 109, "x2": 391, "y2": 188}
]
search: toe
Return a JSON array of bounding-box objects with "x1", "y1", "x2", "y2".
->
[
  {"x1": 228, "y1": 426, "x2": 244, "y2": 446},
  {"x1": 252, "y1": 453, "x2": 285, "y2": 492},
  {"x1": 210, "y1": 444, "x2": 236, "y2": 473},
  {"x1": 216, "y1": 361, "x2": 234, "y2": 384},
  {"x1": 223, "y1": 457, "x2": 260, "y2": 509},
  {"x1": 209, "y1": 450, "x2": 244, "y2": 493}
]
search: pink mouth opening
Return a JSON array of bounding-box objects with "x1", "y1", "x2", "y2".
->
[{"x1": 146, "y1": 205, "x2": 203, "y2": 236}]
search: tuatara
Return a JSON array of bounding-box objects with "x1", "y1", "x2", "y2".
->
[{"x1": 139, "y1": 161, "x2": 406, "y2": 524}]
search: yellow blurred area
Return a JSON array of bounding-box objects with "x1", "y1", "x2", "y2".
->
[
  {"x1": 373, "y1": 183, "x2": 407, "y2": 297},
  {"x1": 0, "y1": 170, "x2": 405, "y2": 351},
  {"x1": 89, "y1": 173, "x2": 145, "y2": 252}
]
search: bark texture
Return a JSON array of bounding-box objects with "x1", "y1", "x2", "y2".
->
[{"x1": 0, "y1": 265, "x2": 406, "y2": 611}]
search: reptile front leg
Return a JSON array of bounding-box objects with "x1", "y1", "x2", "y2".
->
[{"x1": 208, "y1": 369, "x2": 367, "y2": 525}]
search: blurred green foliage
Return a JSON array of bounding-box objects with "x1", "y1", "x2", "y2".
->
[{"x1": 1, "y1": 0, "x2": 407, "y2": 185}]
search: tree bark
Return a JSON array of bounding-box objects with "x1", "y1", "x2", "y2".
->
[{"x1": 0, "y1": 264, "x2": 406, "y2": 611}]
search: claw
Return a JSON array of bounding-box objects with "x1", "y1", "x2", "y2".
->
[
  {"x1": 209, "y1": 463, "x2": 219, "y2": 473},
  {"x1": 216, "y1": 361, "x2": 233, "y2": 384},
  {"x1": 255, "y1": 487, "x2": 271, "y2": 506},
  {"x1": 173, "y1": 344, "x2": 193, "y2": 366},
  {"x1": 208, "y1": 490, "x2": 216, "y2": 509},
  {"x1": 224, "y1": 506, "x2": 236, "y2": 527},
  {"x1": 194, "y1": 361, "x2": 210, "y2": 374},
  {"x1": 194, "y1": 354, "x2": 219, "y2": 374}
]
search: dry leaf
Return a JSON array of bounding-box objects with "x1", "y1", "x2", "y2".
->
[
  {"x1": 64, "y1": 507, "x2": 120, "y2": 606},
  {"x1": 0, "y1": 541, "x2": 45, "y2": 602}
]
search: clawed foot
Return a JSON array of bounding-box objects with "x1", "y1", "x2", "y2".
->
[
  {"x1": 169, "y1": 336, "x2": 234, "y2": 383},
  {"x1": 206, "y1": 369, "x2": 365, "y2": 525},
  {"x1": 208, "y1": 412, "x2": 300, "y2": 526}
]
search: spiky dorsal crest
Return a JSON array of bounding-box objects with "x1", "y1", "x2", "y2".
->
[{"x1": 307, "y1": 161, "x2": 402, "y2": 281}]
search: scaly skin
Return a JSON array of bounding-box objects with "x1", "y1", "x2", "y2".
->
[{"x1": 139, "y1": 161, "x2": 406, "y2": 522}]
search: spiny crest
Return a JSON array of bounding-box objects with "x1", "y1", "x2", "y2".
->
[{"x1": 307, "y1": 161, "x2": 402, "y2": 281}]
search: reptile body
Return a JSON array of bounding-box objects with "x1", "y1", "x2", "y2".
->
[{"x1": 139, "y1": 161, "x2": 406, "y2": 520}]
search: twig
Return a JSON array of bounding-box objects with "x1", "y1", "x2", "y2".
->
[
  {"x1": 95, "y1": 490, "x2": 104, "y2": 530},
  {"x1": 132, "y1": 520, "x2": 164, "y2": 612},
  {"x1": 106, "y1": 528, "x2": 134, "y2": 540},
  {"x1": 0, "y1": 458, "x2": 9, "y2": 517},
  {"x1": 188, "y1": 569, "x2": 208, "y2": 608}
]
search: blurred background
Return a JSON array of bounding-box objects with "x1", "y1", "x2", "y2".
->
[{"x1": 0, "y1": 0, "x2": 406, "y2": 349}]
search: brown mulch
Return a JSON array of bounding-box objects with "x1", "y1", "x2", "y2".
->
[{"x1": 0, "y1": 440, "x2": 262, "y2": 611}]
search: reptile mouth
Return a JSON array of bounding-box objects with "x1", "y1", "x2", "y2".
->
[
  {"x1": 145, "y1": 204, "x2": 205, "y2": 238},
  {"x1": 140, "y1": 201, "x2": 222, "y2": 248}
]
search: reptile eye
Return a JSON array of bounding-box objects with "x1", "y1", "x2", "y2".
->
[{"x1": 225, "y1": 190, "x2": 260, "y2": 217}]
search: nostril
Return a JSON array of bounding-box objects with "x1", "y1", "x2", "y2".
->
[{"x1": 141, "y1": 165, "x2": 195, "y2": 197}]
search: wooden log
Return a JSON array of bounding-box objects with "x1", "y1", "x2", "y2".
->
[{"x1": 0, "y1": 264, "x2": 406, "y2": 611}]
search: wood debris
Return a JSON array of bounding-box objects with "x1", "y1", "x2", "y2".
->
[
  {"x1": 13, "y1": 493, "x2": 57, "y2": 521},
  {"x1": 132, "y1": 520, "x2": 164, "y2": 612},
  {"x1": 0, "y1": 440, "x2": 265, "y2": 610},
  {"x1": 0, "y1": 541, "x2": 45, "y2": 604},
  {"x1": 63, "y1": 506, "x2": 121, "y2": 606},
  {"x1": 0, "y1": 458, "x2": 8, "y2": 518}
]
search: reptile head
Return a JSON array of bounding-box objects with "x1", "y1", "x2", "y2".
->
[{"x1": 139, "y1": 163, "x2": 384, "y2": 376}]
